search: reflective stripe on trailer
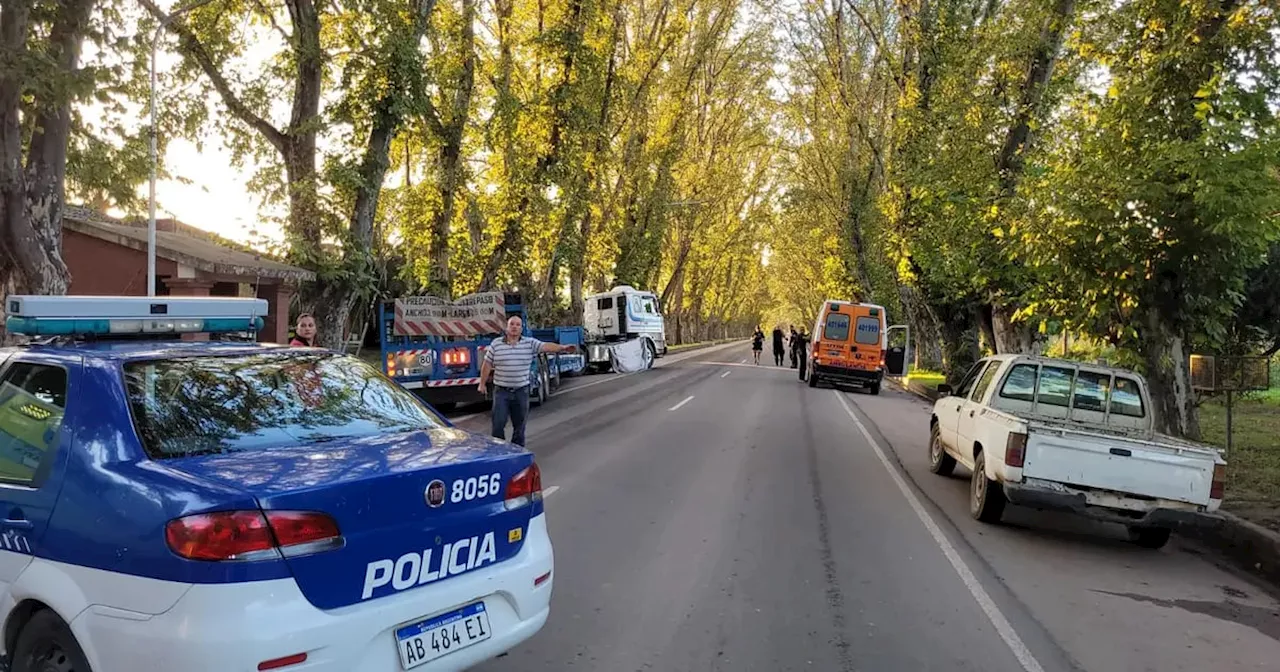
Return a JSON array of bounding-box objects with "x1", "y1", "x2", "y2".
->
[
  {"x1": 424, "y1": 378, "x2": 481, "y2": 388},
  {"x1": 394, "y1": 303, "x2": 507, "y2": 337}
]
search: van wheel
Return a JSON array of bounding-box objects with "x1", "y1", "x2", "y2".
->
[
  {"x1": 1128, "y1": 526, "x2": 1171, "y2": 549},
  {"x1": 970, "y1": 452, "x2": 1006, "y2": 523},
  {"x1": 12, "y1": 609, "x2": 93, "y2": 672},
  {"x1": 928, "y1": 425, "x2": 956, "y2": 476}
]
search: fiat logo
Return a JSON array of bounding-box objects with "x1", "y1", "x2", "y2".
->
[{"x1": 425, "y1": 479, "x2": 446, "y2": 508}]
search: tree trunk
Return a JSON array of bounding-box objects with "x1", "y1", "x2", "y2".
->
[
  {"x1": 0, "y1": 0, "x2": 90, "y2": 300},
  {"x1": 304, "y1": 0, "x2": 437, "y2": 348},
  {"x1": 989, "y1": 303, "x2": 1041, "y2": 354},
  {"x1": 429, "y1": 0, "x2": 475, "y2": 299},
  {"x1": 939, "y1": 313, "x2": 981, "y2": 385},
  {"x1": 1140, "y1": 311, "x2": 1199, "y2": 439},
  {"x1": 898, "y1": 283, "x2": 943, "y2": 370},
  {"x1": 994, "y1": 0, "x2": 1077, "y2": 195}
]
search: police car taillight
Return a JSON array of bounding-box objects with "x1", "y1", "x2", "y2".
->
[
  {"x1": 165, "y1": 510, "x2": 341, "y2": 561},
  {"x1": 504, "y1": 463, "x2": 543, "y2": 510}
]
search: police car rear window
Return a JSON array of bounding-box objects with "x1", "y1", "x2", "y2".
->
[{"x1": 124, "y1": 352, "x2": 447, "y2": 458}]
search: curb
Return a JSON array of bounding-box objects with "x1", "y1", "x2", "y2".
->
[
  {"x1": 890, "y1": 377, "x2": 1280, "y2": 589},
  {"x1": 1174, "y1": 511, "x2": 1280, "y2": 588}
]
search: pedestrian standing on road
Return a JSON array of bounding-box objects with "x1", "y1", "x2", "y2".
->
[
  {"x1": 789, "y1": 327, "x2": 799, "y2": 368},
  {"x1": 771, "y1": 326, "x2": 785, "y2": 366},
  {"x1": 751, "y1": 327, "x2": 765, "y2": 365},
  {"x1": 290, "y1": 313, "x2": 317, "y2": 347},
  {"x1": 796, "y1": 327, "x2": 811, "y2": 381},
  {"x1": 478, "y1": 315, "x2": 577, "y2": 447}
]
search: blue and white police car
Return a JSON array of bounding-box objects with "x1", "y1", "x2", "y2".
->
[{"x1": 0, "y1": 295, "x2": 552, "y2": 672}]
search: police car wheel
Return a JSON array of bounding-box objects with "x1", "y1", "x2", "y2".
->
[{"x1": 12, "y1": 609, "x2": 92, "y2": 672}]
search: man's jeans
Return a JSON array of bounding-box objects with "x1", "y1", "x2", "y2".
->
[{"x1": 492, "y1": 385, "x2": 531, "y2": 446}]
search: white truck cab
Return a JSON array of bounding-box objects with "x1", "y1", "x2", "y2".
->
[
  {"x1": 929, "y1": 354, "x2": 1225, "y2": 549},
  {"x1": 582, "y1": 286, "x2": 667, "y2": 371}
]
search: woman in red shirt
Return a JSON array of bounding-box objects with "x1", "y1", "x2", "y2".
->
[{"x1": 290, "y1": 313, "x2": 317, "y2": 347}]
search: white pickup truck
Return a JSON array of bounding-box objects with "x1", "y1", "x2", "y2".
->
[{"x1": 928, "y1": 354, "x2": 1225, "y2": 549}]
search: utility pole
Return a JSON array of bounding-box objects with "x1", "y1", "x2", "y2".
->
[{"x1": 148, "y1": 0, "x2": 217, "y2": 296}]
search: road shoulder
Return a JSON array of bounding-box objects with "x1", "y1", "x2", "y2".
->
[{"x1": 844, "y1": 385, "x2": 1280, "y2": 672}]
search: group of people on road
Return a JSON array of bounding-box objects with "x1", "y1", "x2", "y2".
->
[{"x1": 752, "y1": 324, "x2": 810, "y2": 379}]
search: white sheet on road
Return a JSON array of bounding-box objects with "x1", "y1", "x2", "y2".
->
[{"x1": 609, "y1": 340, "x2": 648, "y2": 373}]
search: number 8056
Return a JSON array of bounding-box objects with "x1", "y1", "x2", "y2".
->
[{"x1": 451, "y1": 473, "x2": 502, "y2": 503}]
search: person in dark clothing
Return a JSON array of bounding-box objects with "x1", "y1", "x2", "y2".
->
[
  {"x1": 751, "y1": 327, "x2": 765, "y2": 365},
  {"x1": 788, "y1": 327, "x2": 799, "y2": 368},
  {"x1": 796, "y1": 327, "x2": 811, "y2": 381},
  {"x1": 771, "y1": 327, "x2": 785, "y2": 366}
]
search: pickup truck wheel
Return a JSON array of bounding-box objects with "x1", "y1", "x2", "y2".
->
[
  {"x1": 928, "y1": 425, "x2": 956, "y2": 476},
  {"x1": 12, "y1": 609, "x2": 93, "y2": 672},
  {"x1": 970, "y1": 452, "x2": 1006, "y2": 523},
  {"x1": 1128, "y1": 526, "x2": 1171, "y2": 549}
]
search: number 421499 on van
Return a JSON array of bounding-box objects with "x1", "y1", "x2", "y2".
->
[{"x1": 806, "y1": 301, "x2": 909, "y2": 394}]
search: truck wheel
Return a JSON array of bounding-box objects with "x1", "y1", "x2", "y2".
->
[
  {"x1": 1128, "y1": 526, "x2": 1171, "y2": 549},
  {"x1": 928, "y1": 425, "x2": 956, "y2": 476},
  {"x1": 807, "y1": 371, "x2": 818, "y2": 388},
  {"x1": 869, "y1": 381, "x2": 881, "y2": 395},
  {"x1": 12, "y1": 609, "x2": 93, "y2": 672},
  {"x1": 534, "y1": 366, "x2": 549, "y2": 406},
  {"x1": 970, "y1": 452, "x2": 1006, "y2": 523},
  {"x1": 432, "y1": 401, "x2": 457, "y2": 412},
  {"x1": 641, "y1": 340, "x2": 656, "y2": 370}
]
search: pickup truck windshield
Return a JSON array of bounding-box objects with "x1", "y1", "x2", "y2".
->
[{"x1": 124, "y1": 352, "x2": 447, "y2": 459}]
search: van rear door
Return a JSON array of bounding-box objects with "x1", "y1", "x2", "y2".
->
[{"x1": 848, "y1": 310, "x2": 882, "y2": 370}]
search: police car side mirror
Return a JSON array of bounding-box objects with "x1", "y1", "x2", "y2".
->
[{"x1": 936, "y1": 384, "x2": 952, "y2": 397}]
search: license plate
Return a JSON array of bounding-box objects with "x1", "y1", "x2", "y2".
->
[{"x1": 395, "y1": 601, "x2": 492, "y2": 669}]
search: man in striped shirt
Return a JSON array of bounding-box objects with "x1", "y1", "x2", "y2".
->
[{"x1": 479, "y1": 315, "x2": 576, "y2": 446}]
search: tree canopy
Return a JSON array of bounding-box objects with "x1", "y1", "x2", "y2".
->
[{"x1": 3, "y1": 0, "x2": 1278, "y2": 438}]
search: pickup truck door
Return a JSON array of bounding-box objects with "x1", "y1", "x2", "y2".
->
[
  {"x1": 956, "y1": 362, "x2": 1003, "y2": 465},
  {"x1": 0, "y1": 354, "x2": 76, "y2": 603},
  {"x1": 937, "y1": 361, "x2": 988, "y2": 450}
]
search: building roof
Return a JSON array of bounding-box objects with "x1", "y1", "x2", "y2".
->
[{"x1": 63, "y1": 206, "x2": 315, "y2": 283}]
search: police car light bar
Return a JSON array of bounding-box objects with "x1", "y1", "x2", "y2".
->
[{"x1": 5, "y1": 295, "x2": 268, "y2": 337}]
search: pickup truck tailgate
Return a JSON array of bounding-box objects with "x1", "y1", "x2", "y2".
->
[{"x1": 1022, "y1": 426, "x2": 1217, "y2": 506}]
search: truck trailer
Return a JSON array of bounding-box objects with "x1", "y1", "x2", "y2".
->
[{"x1": 380, "y1": 292, "x2": 586, "y2": 410}]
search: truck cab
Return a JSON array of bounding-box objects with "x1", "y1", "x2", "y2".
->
[{"x1": 582, "y1": 286, "x2": 666, "y2": 370}]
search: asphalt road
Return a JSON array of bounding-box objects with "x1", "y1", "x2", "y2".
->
[{"x1": 455, "y1": 342, "x2": 1280, "y2": 672}]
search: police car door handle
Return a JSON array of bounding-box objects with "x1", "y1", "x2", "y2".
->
[{"x1": 2, "y1": 517, "x2": 32, "y2": 529}]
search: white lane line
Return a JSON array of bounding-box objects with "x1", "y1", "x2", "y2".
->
[
  {"x1": 450, "y1": 411, "x2": 483, "y2": 424},
  {"x1": 833, "y1": 392, "x2": 1045, "y2": 672},
  {"x1": 542, "y1": 485, "x2": 561, "y2": 498},
  {"x1": 739, "y1": 358, "x2": 747, "y2": 363},
  {"x1": 669, "y1": 395, "x2": 695, "y2": 411},
  {"x1": 699, "y1": 361, "x2": 791, "y2": 370},
  {"x1": 720, "y1": 370, "x2": 732, "y2": 378}
]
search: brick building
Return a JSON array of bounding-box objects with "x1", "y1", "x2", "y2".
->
[{"x1": 60, "y1": 206, "x2": 314, "y2": 344}]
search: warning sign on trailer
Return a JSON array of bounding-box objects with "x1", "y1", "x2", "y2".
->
[{"x1": 394, "y1": 292, "x2": 508, "y2": 337}]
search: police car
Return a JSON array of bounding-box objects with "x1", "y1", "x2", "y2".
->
[{"x1": 0, "y1": 295, "x2": 553, "y2": 672}]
